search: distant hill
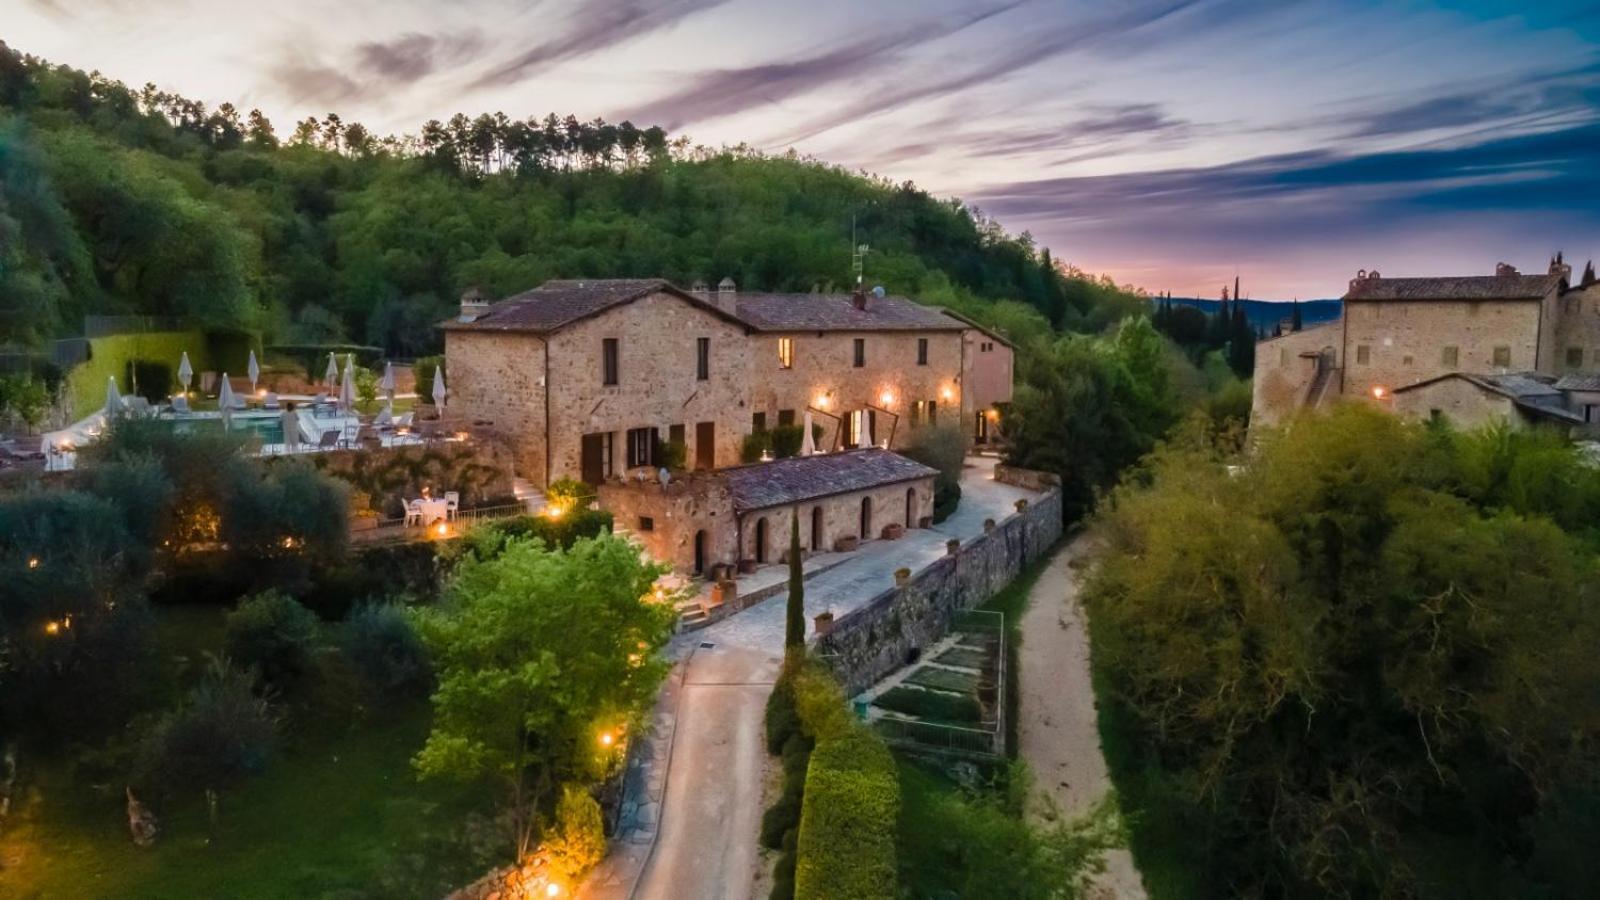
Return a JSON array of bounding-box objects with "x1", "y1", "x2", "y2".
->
[{"x1": 1152, "y1": 297, "x2": 1342, "y2": 334}]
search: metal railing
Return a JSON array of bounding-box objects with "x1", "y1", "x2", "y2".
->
[
  {"x1": 875, "y1": 716, "x2": 998, "y2": 755},
  {"x1": 354, "y1": 501, "x2": 531, "y2": 543}
]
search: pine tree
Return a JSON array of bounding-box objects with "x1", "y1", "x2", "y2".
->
[
  {"x1": 1583, "y1": 260, "x2": 1596, "y2": 287},
  {"x1": 785, "y1": 512, "x2": 804, "y2": 654},
  {"x1": 1291, "y1": 298, "x2": 1303, "y2": 332}
]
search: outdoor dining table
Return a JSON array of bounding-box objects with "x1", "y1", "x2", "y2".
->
[{"x1": 410, "y1": 497, "x2": 450, "y2": 525}]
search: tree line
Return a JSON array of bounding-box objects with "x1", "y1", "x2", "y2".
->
[{"x1": 0, "y1": 41, "x2": 1140, "y2": 357}]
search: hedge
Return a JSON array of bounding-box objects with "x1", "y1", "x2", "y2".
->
[{"x1": 794, "y1": 727, "x2": 900, "y2": 899}]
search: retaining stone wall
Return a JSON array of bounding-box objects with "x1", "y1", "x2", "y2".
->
[{"x1": 813, "y1": 484, "x2": 1062, "y2": 696}]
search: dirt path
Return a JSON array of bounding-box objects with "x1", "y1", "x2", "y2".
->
[{"x1": 1017, "y1": 536, "x2": 1147, "y2": 900}]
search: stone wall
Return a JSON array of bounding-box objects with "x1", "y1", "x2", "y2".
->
[
  {"x1": 745, "y1": 328, "x2": 964, "y2": 452},
  {"x1": 302, "y1": 439, "x2": 517, "y2": 517},
  {"x1": 443, "y1": 330, "x2": 548, "y2": 480},
  {"x1": 737, "y1": 475, "x2": 935, "y2": 563},
  {"x1": 813, "y1": 485, "x2": 1063, "y2": 696},
  {"x1": 1342, "y1": 297, "x2": 1542, "y2": 402},
  {"x1": 991, "y1": 463, "x2": 1059, "y2": 492},
  {"x1": 1251, "y1": 321, "x2": 1341, "y2": 427},
  {"x1": 547, "y1": 291, "x2": 752, "y2": 482},
  {"x1": 598, "y1": 471, "x2": 737, "y2": 576},
  {"x1": 1391, "y1": 376, "x2": 1520, "y2": 429},
  {"x1": 1552, "y1": 284, "x2": 1600, "y2": 371},
  {"x1": 961, "y1": 328, "x2": 1013, "y2": 438}
]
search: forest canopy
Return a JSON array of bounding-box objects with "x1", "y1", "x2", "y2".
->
[{"x1": 0, "y1": 42, "x2": 1144, "y2": 353}]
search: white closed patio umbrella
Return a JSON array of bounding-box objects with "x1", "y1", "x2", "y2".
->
[
  {"x1": 431, "y1": 364, "x2": 446, "y2": 414},
  {"x1": 247, "y1": 349, "x2": 261, "y2": 394},
  {"x1": 324, "y1": 352, "x2": 338, "y2": 391},
  {"x1": 801, "y1": 410, "x2": 817, "y2": 456},
  {"x1": 177, "y1": 352, "x2": 193, "y2": 395},
  {"x1": 338, "y1": 354, "x2": 356, "y2": 412},
  {"x1": 104, "y1": 375, "x2": 122, "y2": 419},
  {"x1": 218, "y1": 374, "x2": 236, "y2": 430},
  {"x1": 378, "y1": 361, "x2": 396, "y2": 403},
  {"x1": 856, "y1": 413, "x2": 872, "y2": 450}
]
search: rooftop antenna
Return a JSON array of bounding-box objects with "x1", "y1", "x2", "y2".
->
[{"x1": 851, "y1": 213, "x2": 869, "y2": 286}]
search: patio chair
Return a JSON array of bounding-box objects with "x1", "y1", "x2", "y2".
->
[
  {"x1": 395, "y1": 412, "x2": 415, "y2": 428},
  {"x1": 170, "y1": 394, "x2": 192, "y2": 415},
  {"x1": 315, "y1": 429, "x2": 340, "y2": 452},
  {"x1": 404, "y1": 500, "x2": 423, "y2": 527},
  {"x1": 339, "y1": 423, "x2": 361, "y2": 449},
  {"x1": 444, "y1": 491, "x2": 460, "y2": 520},
  {"x1": 262, "y1": 392, "x2": 281, "y2": 410}
]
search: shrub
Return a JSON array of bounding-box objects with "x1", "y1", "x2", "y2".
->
[
  {"x1": 0, "y1": 373, "x2": 52, "y2": 429},
  {"x1": 770, "y1": 824, "x2": 798, "y2": 900},
  {"x1": 546, "y1": 477, "x2": 595, "y2": 511},
  {"x1": 545, "y1": 783, "x2": 607, "y2": 883},
  {"x1": 340, "y1": 603, "x2": 432, "y2": 698},
  {"x1": 413, "y1": 355, "x2": 442, "y2": 399},
  {"x1": 872, "y1": 685, "x2": 981, "y2": 723},
  {"x1": 137, "y1": 658, "x2": 279, "y2": 796},
  {"x1": 794, "y1": 727, "x2": 900, "y2": 899},
  {"x1": 443, "y1": 509, "x2": 613, "y2": 565},
  {"x1": 901, "y1": 424, "x2": 966, "y2": 522},
  {"x1": 932, "y1": 481, "x2": 961, "y2": 524},
  {"x1": 765, "y1": 674, "x2": 802, "y2": 754},
  {"x1": 657, "y1": 439, "x2": 687, "y2": 471},
  {"x1": 762, "y1": 732, "x2": 812, "y2": 849},
  {"x1": 223, "y1": 591, "x2": 322, "y2": 692},
  {"x1": 740, "y1": 430, "x2": 773, "y2": 463}
]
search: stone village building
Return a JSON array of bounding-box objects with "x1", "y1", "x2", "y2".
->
[
  {"x1": 1253, "y1": 256, "x2": 1600, "y2": 433},
  {"x1": 441, "y1": 278, "x2": 1011, "y2": 577}
]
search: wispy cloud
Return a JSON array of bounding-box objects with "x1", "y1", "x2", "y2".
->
[
  {"x1": 270, "y1": 54, "x2": 364, "y2": 106},
  {"x1": 471, "y1": 0, "x2": 729, "y2": 88},
  {"x1": 617, "y1": 2, "x2": 1025, "y2": 130},
  {"x1": 775, "y1": 0, "x2": 1273, "y2": 145},
  {"x1": 356, "y1": 31, "x2": 485, "y2": 85},
  {"x1": 1343, "y1": 59, "x2": 1600, "y2": 139}
]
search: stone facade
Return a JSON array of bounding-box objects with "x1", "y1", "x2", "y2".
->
[
  {"x1": 1252, "y1": 261, "x2": 1600, "y2": 428},
  {"x1": 1390, "y1": 376, "x2": 1521, "y2": 429},
  {"x1": 745, "y1": 330, "x2": 963, "y2": 451},
  {"x1": 736, "y1": 476, "x2": 934, "y2": 564},
  {"x1": 961, "y1": 327, "x2": 1014, "y2": 446},
  {"x1": 815, "y1": 484, "x2": 1062, "y2": 696},
  {"x1": 545, "y1": 291, "x2": 752, "y2": 482},
  {"x1": 598, "y1": 471, "x2": 737, "y2": 577},
  {"x1": 442, "y1": 331, "x2": 548, "y2": 477}
]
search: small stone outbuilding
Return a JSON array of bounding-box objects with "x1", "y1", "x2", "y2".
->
[{"x1": 598, "y1": 448, "x2": 937, "y2": 578}]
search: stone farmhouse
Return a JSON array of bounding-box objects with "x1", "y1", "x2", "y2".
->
[
  {"x1": 440, "y1": 277, "x2": 1012, "y2": 577},
  {"x1": 1253, "y1": 256, "x2": 1600, "y2": 433}
]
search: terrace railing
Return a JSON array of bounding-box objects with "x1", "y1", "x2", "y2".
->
[{"x1": 875, "y1": 717, "x2": 998, "y2": 756}]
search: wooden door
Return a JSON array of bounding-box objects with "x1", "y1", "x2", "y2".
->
[
  {"x1": 581, "y1": 433, "x2": 605, "y2": 485},
  {"x1": 695, "y1": 421, "x2": 715, "y2": 470}
]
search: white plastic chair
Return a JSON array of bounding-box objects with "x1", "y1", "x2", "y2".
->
[
  {"x1": 444, "y1": 491, "x2": 460, "y2": 520},
  {"x1": 404, "y1": 500, "x2": 423, "y2": 527}
]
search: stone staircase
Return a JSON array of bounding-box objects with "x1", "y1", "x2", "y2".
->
[
  {"x1": 675, "y1": 597, "x2": 709, "y2": 629},
  {"x1": 511, "y1": 477, "x2": 546, "y2": 514}
]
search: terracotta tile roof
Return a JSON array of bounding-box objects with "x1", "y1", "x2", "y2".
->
[
  {"x1": 1344, "y1": 274, "x2": 1562, "y2": 302},
  {"x1": 441, "y1": 279, "x2": 746, "y2": 333},
  {"x1": 725, "y1": 448, "x2": 937, "y2": 513},
  {"x1": 1555, "y1": 372, "x2": 1600, "y2": 391},
  {"x1": 734, "y1": 292, "x2": 965, "y2": 332}
]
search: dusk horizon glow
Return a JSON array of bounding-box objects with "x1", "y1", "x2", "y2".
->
[{"x1": 9, "y1": 0, "x2": 1600, "y2": 299}]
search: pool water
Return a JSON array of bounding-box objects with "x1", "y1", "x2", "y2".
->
[{"x1": 162, "y1": 414, "x2": 285, "y2": 445}]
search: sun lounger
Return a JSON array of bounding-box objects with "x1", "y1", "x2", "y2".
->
[
  {"x1": 315, "y1": 429, "x2": 340, "y2": 451},
  {"x1": 170, "y1": 394, "x2": 192, "y2": 414},
  {"x1": 262, "y1": 392, "x2": 281, "y2": 410}
]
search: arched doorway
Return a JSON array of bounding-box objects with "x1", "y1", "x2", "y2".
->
[
  {"x1": 755, "y1": 517, "x2": 768, "y2": 563},
  {"x1": 693, "y1": 530, "x2": 706, "y2": 577},
  {"x1": 811, "y1": 506, "x2": 823, "y2": 552},
  {"x1": 906, "y1": 487, "x2": 916, "y2": 526},
  {"x1": 859, "y1": 496, "x2": 872, "y2": 541}
]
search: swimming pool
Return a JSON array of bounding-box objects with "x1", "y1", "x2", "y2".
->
[{"x1": 162, "y1": 412, "x2": 285, "y2": 444}]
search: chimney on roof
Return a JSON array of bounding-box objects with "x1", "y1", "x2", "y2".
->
[
  {"x1": 1495, "y1": 262, "x2": 1520, "y2": 277},
  {"x1": 716, "y1": 276, "x2": 737, "y2": 314},
  {"x1": 690, "y1": 279, "x2": 710, "y2": 300},
  {"x1": 852, "y1": 285, "x2": 868, "y2": 311},
  {"x1": 1549, "y1": 251, "x2": 1572, "y2": 281},
  {"x1": 458, "y1": 286, "x2": 489, "y2": 323}
]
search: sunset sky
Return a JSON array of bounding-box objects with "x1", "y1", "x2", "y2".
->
[{"x1": 10, "y1": 0, "x2": 1600, "y2": 299}]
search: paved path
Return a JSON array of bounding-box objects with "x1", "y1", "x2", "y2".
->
[
  {"x1": 587, "y1": 457, "x2": 1041, "y2": 900},
  {"x1": 631, "y1": 645, "x2": 780, "y2": 900},
  {"x1": 1017, "y1": 537, "x2": 1146, "y2": 899},
  {"x1": 684, "y1": 457, "x2": 1034, "y2": 654}
]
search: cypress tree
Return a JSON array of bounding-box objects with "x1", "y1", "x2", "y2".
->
[
  {"x1": 1291, "y1": 298, "x2": 1303, "y2": 332},
  {"x1": 785, "y1": 511, "x2": 804, "y2": 654},
  {"x1": 1583, "y1": 260, "x2": 1596, "y2": 287}
]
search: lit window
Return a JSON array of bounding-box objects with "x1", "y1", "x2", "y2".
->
[
  {"x1": 1492, "y1": 345, "x2": 1511, "y2": 368},
  {"x1": 778, "y1": 337, "x2": 794, "y2": 369}
]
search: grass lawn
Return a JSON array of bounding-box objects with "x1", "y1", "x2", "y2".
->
[{"x1": 0, "y1": 607, "x2": 501, "y2": 900}]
